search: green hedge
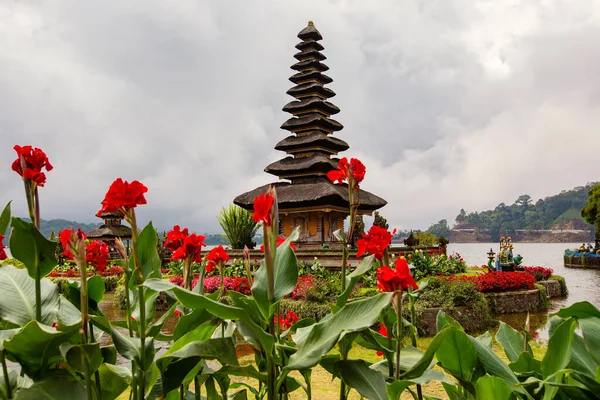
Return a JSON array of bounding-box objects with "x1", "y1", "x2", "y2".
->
[
  {"x1": 279, "y1": 299, "x2": 332, "y2": 321},
  {"x1": 0, "y1": 258, "x2": 26, "y2": 269}
]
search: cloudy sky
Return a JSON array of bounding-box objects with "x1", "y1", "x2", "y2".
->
[{"x1": 1, "y1": 0, "x2": 599, "y2": 233}]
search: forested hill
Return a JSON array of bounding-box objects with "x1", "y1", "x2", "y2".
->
[
  {"x1": 451, "y1": 183, "x2": 596, "y2": 241},
  {"x1": 13, "y1": 218, "x2": 101, "y2": 238}
]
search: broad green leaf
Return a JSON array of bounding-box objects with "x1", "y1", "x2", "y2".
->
[
  {"x1": 509, "y1": 351, "x2": 541, "y2": 376},
  {"x1": 171, "y1": 307, "x2": 214, "y2": 342},
  {"x1": 132, "y1": 222, "x2": 162, "y2": 284},
  {"x1": 475, "y1": 376, "x2": 513, "y2": 400},
  {"x1": 0, "y1": 329, "x2": 19, "y2": 351},
  {"x1": 286, "y1": 293, "x2": 392, "y2": 370},
  {"x1": 579, "y1": 317, "x2": 600, "y2": 365},
  {"x1": 334, "y1": 360, "x2": 387, "y2": 400},
  {"x1": 474, "y1": 331, "x2": 493, "y2": 349},
  {"x1": 63, "y1": 276, "x2": 106, "y2": 315},
  {"x1": 98, "y1": 363, "x2": 132, "y2": 400},
  {"x1": 131, "y1": 287, "x2": 159, "y2": 326},
  {"x1": 541, "y1": 318, "x2": 577, "y2": 378},
  {"x1": 0, "y1": 266, "x2": 59, "y2": 327},
  {"x1": 336, "y1": 255, "x2": 376, "y2": 307},
  {"x1": 436, "y1": 327, "x2": 477, "y2": 382},
  {"x1": 569, "y1": 332, "x2": 598, "y2": 377},
  {"x1": 9, "y1": 218, "x2": 57, "y2": 279},
  {"x1": 0, "y1": 201, "x2": 11, "y2": 236},
  {"x1": 369, "y1": 347, "x2": 433, "y2": 376},
  {"x1": 401, "y1": 328, "x2": 452, "y2": 380},
  {"x1": 158, "y1": 338, "x2": 238, "y2": 394},
  {"x1": 60, "y1": 342, "x2": 103, "y2": 374},
  {"x1": 442, "y1": 382, "x2": 465, "y2": 400},
  {"x1": 144, "y1": 279, "x2": 274, "y2": 354},
  {"x1": 468, "y1": 335, "x2": 520, "y2": 386},
  {"x1": 57, "y1": 295, "x2": 82, "y2": 326},
  {"x1": 436, "y1": 310, "x2": 463, "y2": 333},
  {"x1": 386, "y1": 380, "x2": 412, "y2": 400},
  {"x1": 3, "y1": 320, "x2": 80, "y2": 377},
  {"x1": 251, "y1": 227, "x2": 300, "y2": 319},
  {"x1": 109, "y1": 326, "x2": 155, "y2": 371},
  {"x1": 13, "y1": 376, "x2": 85, "y2": 399},
  {"x1": 496, "y1": 321, "x2": 530, "y2": 363},
  {"x1": 553, "y1": 301, "x2": 600, "y2": 320},
  {"x1": 147, "y1": 303, "x2": 176, "y2": 338}
]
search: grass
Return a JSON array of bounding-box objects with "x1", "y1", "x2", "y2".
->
[{"x1": 117, "y1": 335, "x2": 547, "y2": 399}]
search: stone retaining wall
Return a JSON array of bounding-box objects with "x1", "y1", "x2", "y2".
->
[
  {"x1": 418, "y1": 306, "x2": 486, "y2": 336},
  {"x1": 537, "y1": 280, "x2": 562, "y2": 298},
  {"x1": 484, "y1": 289, "x2": 542, "y2": 314}
]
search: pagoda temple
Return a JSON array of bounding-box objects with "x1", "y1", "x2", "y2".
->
[
  {"x1": 86, "y1": 212, "x2": 132, "y2": 259},
  {"x1": 234, "y1": 22, "x2": 386, "y2": 249}
]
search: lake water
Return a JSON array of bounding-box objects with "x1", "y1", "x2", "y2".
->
[{"x1": 449, "y1": 242, "x2": 599, "y2": 340}]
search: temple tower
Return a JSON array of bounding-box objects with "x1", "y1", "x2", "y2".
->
[{"x1": 234, "y1": 22, "x2": 386, "y2": 248}]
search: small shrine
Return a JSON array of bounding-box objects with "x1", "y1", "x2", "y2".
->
[
  {"x1": 234, "y1": 22, "x2": 387, "y2": 249},
  {"x1": 487, "y1": 236, "x2": 523, "y2": 272},
  {"x1": 86, "y1": 212, "x2": 132, "y2": 258}
]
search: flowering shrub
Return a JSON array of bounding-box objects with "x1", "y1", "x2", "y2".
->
[
  {"x1": 48, "y1": 264, "x2": 124, "y2": 278},
  {"x1": 274, "y1": 310, "x2": 300, "y2": 330},
  {"x1": 287, "y1": 275, "x2": 317, "y2": 300},
  {"x1": 522, "y1": 266, "x2": 553, "y2": 282},
  {"x1": 411, "y1": 250, "x2": 467, "y2": 280},
  {"x1": 464, "y1": 271, "x2": 537, "y2": 293}
]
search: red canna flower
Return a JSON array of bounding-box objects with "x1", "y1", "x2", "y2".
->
[
  {"x1": 326, "y1": 157, "x2": 366, "y2": 187},
  {"x1": 260, "y1": 236, "x2": 296, "y2": 252},
  {"x1": 171, "y1": 233, "x2": 206, "y2": 264},
  {"x1": 52, "y1": 321, "x2": 59, "y2": 329},
  {"x1": 97, "y1": 178, "x2": 148, "y2": 216},
  {"x1": 252, "y1": 193, "x2": 275, "y2": 226},
  {"x1": 376, "y1": 258, "x2": 418, "y2": 292},
  {"x1": 356, "y1": 225, "x2": 396, "y2": 260},
  {"x1": 174, "y1": 309, "x2": 182, "y2": 317},
  {"x1": 0, "y1": 235, "x2": 7, "y2": 261},
  {"x1": 164, "y1": 225, "x2": 189, "y2": 251},
  {"x1": 86, "y1": 240, "x2": 109, "y2": 272},
  {"x1": 205, "y1": 245, "x2": 229, "y2": 271},
  {"x1": 11, "y1": 145, "x2": 53, "y2": 187},
  {"x1": 59, "y1": 228, "x2": 86, "y2": 259},
  {"x1": 275, "y1": 310, "x2": 300, "y2": 330},
  {"x1": 376, "y1": 324, "x2": 388, "y2": 356}
]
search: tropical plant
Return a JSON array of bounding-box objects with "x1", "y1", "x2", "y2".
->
[{"x1": 217, "y1": 204, "x2": 259, "y2": 249}]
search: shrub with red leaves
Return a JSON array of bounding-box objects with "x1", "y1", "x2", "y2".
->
[
  {"x1": 287, "y1": 275, "x2": 316, "y2": 300},
  {"x1": 169, "y1": 275, "x2": 184, "y2": 287},
  {"x1": 461, "y1": 271, "x2": 537, "y2": 293},
  {"x1": 522, "y1": 266, "x2": 553, "y2": 282}
]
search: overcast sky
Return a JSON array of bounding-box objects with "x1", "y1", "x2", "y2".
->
[{"x1": 1, "y1": 0, "x2": 599, "y2": 234}]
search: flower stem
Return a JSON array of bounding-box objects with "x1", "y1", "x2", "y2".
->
[
  {"x1": 90, "y1": 322, "x2": 102, "y2": 396},
  {"x1": 194, "y1": 375, "x2": 201, "y2": 400},
  {"x1": 395, "y1": 291, "x2": 403, "y2": 381},
  {"x1": 264, "y1": 221, "x2": 276, "y2": 400},
  {"x1": 387, "y1": 325, "x2": 393, "y2": 379},
  {"x1": 198, "y1": 265, "x2": 206, "y2": 295},
  {"x1": 1, "y1": 350, "x2": 12, "y2": 399},
  {"x1": 128, "y1": 211, "x2": 146, "y2": 399}
]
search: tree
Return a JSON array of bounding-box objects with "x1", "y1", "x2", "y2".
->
[
  {"x1": 455, "y1": 209, "x2": 467, "y2": 224},
  {"x1": 515, "y1": 194, "x2": 532, "y2": 208},
  {"x1": 581, "y1": 183, "x2": 600, "y2": 240},
  {"x1": 217, "y1": 204, "x2": 260, "y2": 249},
  {"x1": 427, "y1": 219, "x2": 450, "y2": 237}
]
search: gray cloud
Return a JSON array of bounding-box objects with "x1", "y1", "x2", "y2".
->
[{"x1": 1, "y1": 0, "x2": 599, "y2": 233}]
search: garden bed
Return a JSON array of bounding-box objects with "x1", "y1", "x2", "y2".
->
[
  {"x1": 537, "y1": 279, "x2": 562, "y2": 298},
  {"x1": 484, "y1": 288, "x2": 544, "y2": 314},
  {"x1": 418, "y1": 306, "x2": 486, "y2": 336}
]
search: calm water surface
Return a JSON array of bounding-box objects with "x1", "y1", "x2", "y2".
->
[{"x1": 449, "y1": 242, "x2": 600, "y2": 340}]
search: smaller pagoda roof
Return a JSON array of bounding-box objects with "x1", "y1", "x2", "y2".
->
[
  {"x1": 234, "y1": 178, "x2": 387, "y2": 213},
  {"x1": 294, "y1": 48, "x2": 326, "y2": 61},
  {"x1": 286, "y1": 83, "x2": 336, "y2": 99},
  {"x1": 295, "y1": 40, "x2": 324, "y2": 51},
  {"x1": 298, "y1": 22, "x2": 323, "y2": 41},
  {"x1": 275, "y1": 133, "x2": 349, "y2": 153},
  {"x1": 99, "y1": 211, "x2": 122, "y2": 218},
  {"x1": 87, "y1": 224, "x2": 132, "y2": 239},
  {"x1": 290, "y1": 70, "x2": 333, "y2": 85},
  {"x1": 282, "y1": 98, "x2": 340, "y2": 115},
  {"x1": 281, "y1": 113, "x2": 343, "y2": 132},
  {"x1": 265, "y1": 153, "x2": 338, "y2": 177}
]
